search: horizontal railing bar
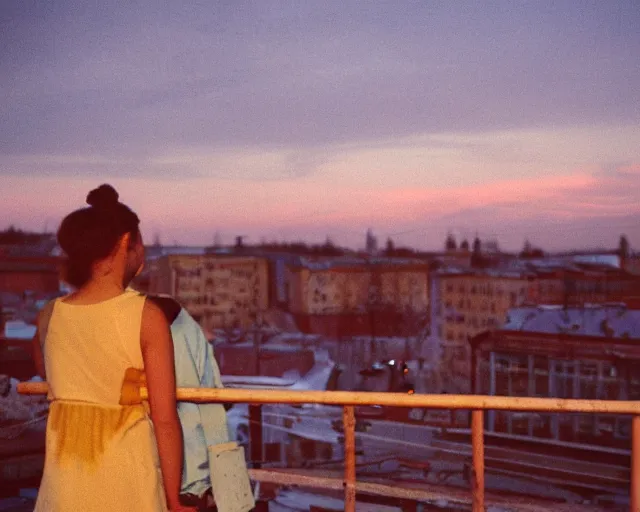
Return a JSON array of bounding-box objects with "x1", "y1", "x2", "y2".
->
[
  {"x1": 248, "y1": 469, "x2": 597, "y2": 511},
  {"x1": 17, "y1": 382, "x2": 640, "y2": 415}
]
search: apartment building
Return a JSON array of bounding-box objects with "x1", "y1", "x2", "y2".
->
[
  {"x1": 431, "y1": 269, "x2": 530, "y2": 392},
  {"x1": 149, "y1": 254, "x2": 269, "y2": 334},
  {"x1": 286, "y1": 258, "x2": 429, "y2": 337},
  {"x1": 525, "y1": 262, "x2": 640, "y2": 306}
]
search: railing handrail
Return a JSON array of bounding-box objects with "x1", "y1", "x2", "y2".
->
[{"x1": 16, "y1": 382, "x2": 640, "y2": 415}]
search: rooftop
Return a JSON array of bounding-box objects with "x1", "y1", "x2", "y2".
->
[
  {"x1": 502, "y1": 305, "x2": 640, "y2": 339},
  {"x1": 144, "y1": 245, "x2": 209, "y2": 260},
  {"x1": 291, "y1": 256, "x2": 429, "y2": 271},
  {"x1": 3, "y1": 321, "x2": 36, "y2": 340}
]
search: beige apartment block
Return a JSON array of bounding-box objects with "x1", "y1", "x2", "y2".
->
[
  {"x1": 286, "y1": 263, "x2": 429, "y2": 316},
  {"x1": 438, "y1": 271, "x2": 529, "y2": 390},
  {"x1": 149, "y1": 254, "x2": 269, "y2": 333}
]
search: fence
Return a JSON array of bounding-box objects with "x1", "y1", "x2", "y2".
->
[{"x1": 17, "y1": 382, "x2": 640, "y2": 511}]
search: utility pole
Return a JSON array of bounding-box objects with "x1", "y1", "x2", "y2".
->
[
  {"x1": 367, "y1": 257, "x2": 378, "y2": 366},
  {"x1": 253, "y1": 310, "x2": 263, "y2": 375}
]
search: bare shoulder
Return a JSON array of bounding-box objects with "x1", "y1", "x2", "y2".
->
[
  {"x1": 142, "y1": 298, "x2": 168, "y2": 325},
  {"x1": 145, "y1": 295, "x2": 182, "y2": 324},
  {"x1": 141, "y1": 299, "x2": 172, "y2": 351}
]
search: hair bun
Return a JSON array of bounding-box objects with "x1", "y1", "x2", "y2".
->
[{"x1": 86, "y1": 184, "x2": 119, "y2": 210}]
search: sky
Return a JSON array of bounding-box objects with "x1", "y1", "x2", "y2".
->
[{"x1": 2, "y1": 1, "x2": 640, "y2": 252}]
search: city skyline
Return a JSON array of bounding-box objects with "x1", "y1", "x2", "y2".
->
[{"x1": 2, "y1": 1, "x2": 639, "y2": 251}]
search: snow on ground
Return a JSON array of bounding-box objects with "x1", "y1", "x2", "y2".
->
[
  {"x1": 0, "y1": 376, "x2": 47, "y2": 438},
  {"x1": 268, "y1": 489, "x2": 401, "y2": 511}
]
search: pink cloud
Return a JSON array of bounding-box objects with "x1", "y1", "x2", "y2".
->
[
  {"x1": 311, "y1": 164, "x2": 640, "y2": 228},
  {"x1": 1, "y1": 161, "x2": 639, "y2": 252}
]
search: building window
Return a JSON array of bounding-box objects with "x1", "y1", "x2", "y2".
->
[
  {"x1": 532, "y1": 356, "x2": 549, "y2": 397},
  {"x1": 579, "y1": 363, "x2": 598, "y2": 399}
]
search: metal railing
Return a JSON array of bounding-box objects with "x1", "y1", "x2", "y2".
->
[{"x1": 17, "y1": 382, "x2": 640, "y2": 511}]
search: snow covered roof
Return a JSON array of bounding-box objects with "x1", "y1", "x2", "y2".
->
[
  {"x1": 144, "y1": 245, "x2": 209, "y2": 260},
  {"x1": 271, "y1": 489, "x2": 401, "y2": 511},
  {"x1": 221, "y1": 375, "x2": 298, "y2": 388},
  {"x1": 4, "y1": 321, "x2": 36, "y2": 340},
  {"x1": 502, "y1": 305, "x2": 640, "y2": 339},
  {"x1": 435, "y1": 266, "x2": 530, "y2": 279},
  {"x1": 571, "y1": 253, "x2": 621, "y2": 268},
  {"x1": 292, "y1": 256, "x2": 427, "y2": 271}
]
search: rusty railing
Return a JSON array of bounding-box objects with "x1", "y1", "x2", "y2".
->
[{"x1": 17, "y1": 383, "x2": 640, "y2": 511}]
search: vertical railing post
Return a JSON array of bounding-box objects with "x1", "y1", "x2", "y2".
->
[
  {"x1": 249, "y1": 404, "x2": 269, "y2": 512},
  {"x1": 471, "y1": 410, "x2": 485, "y2": 512},
  {"x1": 249, "y1": 404, "x2": 263, "y2": 469},
  {"x1": 343, "y1": 405, "x2": 356, "y2": 512},
  {"x1": 631, "y1": 415, "x2": 640, "y2": 512}
]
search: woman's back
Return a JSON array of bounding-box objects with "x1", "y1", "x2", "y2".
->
[
  {"x1": 36, "y1": 291, "x2": 170, "y2": 512},
  {"x1": 34, "y1": 184, "x2": 192, "y2": 512},
  {"x1": 45, "y1": 291, "x2": 145, "y2": 404}
]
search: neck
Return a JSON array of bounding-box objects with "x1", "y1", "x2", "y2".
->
[{"x1": 79, "y1": 273, "x2": 125, "y2": 297}]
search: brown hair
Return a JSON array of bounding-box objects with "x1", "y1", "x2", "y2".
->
[{"x1": 57, "y1": 184, "x2": 140, "y2": 288}]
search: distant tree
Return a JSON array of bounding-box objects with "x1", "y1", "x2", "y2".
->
[
  {"x1": 391, "y1": 247, "x2": 418, "y2": 257},
  {"x1": 460, "y1": 239, "x2": 469, "y2": 251},
  {"x1": 152, "y1": 232, "x2": 162, "y2": 247},
  {"x1": 472, "y1": 236, "x2": 481, "y2": 255},
  {"x1": 520, "y1": 239, "x2": 545, "y2": 259},
  {"x1": 317, "y1": 240, "x2": 343, "y2": 256},
  {"x1": 385, "y1": 237, "x2": 395, "y2": 255},
  {"x1": 0, "y1": 226, "x2": 47, "y2": 245},
  {"x1": 445, "y1": 232, "x2": 457, "y2": 251},
  {"x1": 520, "y1": 239, "x2": 533, "y2": 258},
  {"x1": 365, "y1": 229, "x2": 378, "y2": 254},
  {"x1": 483, "y1": 239, "x2": 500, "y2": 254},
  {"x1": 471, "y1": 236, "x2": 487, "y2": 268},
  {"x1": 619, "y1": 234, "x2": 630, "y2": 259}
]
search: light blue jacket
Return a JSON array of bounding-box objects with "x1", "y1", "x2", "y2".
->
[{"x1": 171, "y1": 308, "x2": 231, "y2": 497}]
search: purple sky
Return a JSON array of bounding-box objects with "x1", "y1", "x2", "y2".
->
[{"x1": 2, "y1": 1, "x2": 640, "y2": 251}]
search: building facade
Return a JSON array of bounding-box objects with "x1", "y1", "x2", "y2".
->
[
  {"x1": 434, "y1": 270, "x2": 530, "y2": 392},
  {"x1": 285, "y1": 259, "x2": 429, "y2": 337},
  {"x1": 527, "y1": 264, "x2": 640, "y2": 307},
  {"x1": 149, "y1": 254, "x2": 269, "y2": 334},
  {"x1": 0, "y1": 257, "x2": 61, "y2": 296},
  {"x1": 471, "y1": 305, "x2": 640, "y2": 449}
]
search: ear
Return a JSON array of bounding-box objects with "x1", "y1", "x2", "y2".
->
[{"x1": 113, "y1": 233, "x2": 130, "y2": 256}]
